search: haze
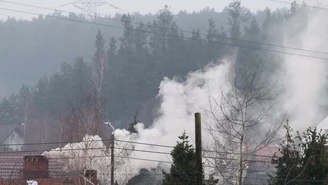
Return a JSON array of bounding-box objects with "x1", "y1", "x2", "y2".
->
[
  {"x1": 0, "y1": 0, "x2": 291, "y2": 20},
  {"x1": 1, "y1": 0, "x2": 328, "y2": 184}
]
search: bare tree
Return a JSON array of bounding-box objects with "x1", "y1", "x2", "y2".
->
[
  {"x1": 205, "y1": 60, "x2": 284, "y2": 185},
  {"x1": 47, "y1": 91, "x2": 106, "y2": 184},
  {"x1": 17, "y1": 85, "x2": 32, "y2": 125},
  {"x1": 88, "y1": 30, "x2": 108, "y2": 110},
  {"x1": 43, "y1": 92, "x2": 133, "y2": 184}
]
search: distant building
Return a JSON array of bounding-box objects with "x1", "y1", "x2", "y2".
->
[
  {"x1": 0, "y1": 151, "x2": 97, "y2": 185},
  {"x1": 0, "y1": 119, "x2": 114, "y2": 153},
  {"x1": 316, "y1": 116, "x2": 328, "y2": 134},
  {"x1": 0, "y1": 124, "x2": 24, "y2": 151},
  {"x1": 244, "y1": 144, "x2": 279, "y2": 185},
  {"x1": 127, "y1": 164, "x2": 165, "y2": 185}
]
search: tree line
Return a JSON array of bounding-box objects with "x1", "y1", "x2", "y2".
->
[{"x1": 0, "y1": 1, "x2": 309, "y2": 127}]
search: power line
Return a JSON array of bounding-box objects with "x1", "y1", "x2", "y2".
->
[
  {"x1": 0, "y1": 138, "x2": 280, "y2": 158},
  {"x1": 115, "y1": 139, "x2": 174, "y2": 149},
  {"x1": 269, "y1": 0, "x2": 328, "y2": 11},
  {"x1": 0, "y1": 146, "x2": 171, "y2": 155},
  {"x1": 49, "y1": 155, "x2": 173, "y2": 164},
  {"x1": 1, "y1": 0, "x2": 327, "y2": 56},
  {"x1": 0, "y1": 147, "x2": 274, "y2": 164},
  {"x1": 2, "y1": 7, "x2": 328, "y2": 61},
  {"x1": 0, "y1": 139, "x2": 277, "y2": 158},
  {"x1": 1, "y1": 0, "x2": 328, "y2": 58},
  {"x1": 0, "y1": 138, "x2": 175, "y2": 148},
  {"x1": 0, "y1": 153, "x2": 173, "y2": 164}
]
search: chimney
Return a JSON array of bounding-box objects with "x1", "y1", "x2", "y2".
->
[
  {"x1": 22, "y1": 155, "x2": 49, "y2": 179},
  {"x1": 84, "y1": 169, "x2": 97, "y2": 185}
]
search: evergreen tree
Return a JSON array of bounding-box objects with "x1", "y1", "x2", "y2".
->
[
  {"x1": 228, "y1": 0, "x2": 242, "y2": 39},
  {"x1": 268, "y1": 121, "x2": 302, "y2": 185},
  {"x1": 16, "y1": 85, "x2": 32, "y2": 124},
  {"x1": 90, "y1": 30, "x2": 107, "y2": 110},
  {"x1": 0, "y1": 96, "x2": 18, "y2": 124},
  {"x1": 297, "y1": 127, "x2": 328, "y2": 185},
  {"x1": 205, "y1": 18, "x2": 220, "y2": 63},
  {"x1": 163, "y1": 131, "x2": 198, "y2": 185},
  {"x1": 32, "y1": 76, "x2": 49, "y2": 117},
  {"x1": 269, "y1": 122, "x2": 328, "y2": 185}
]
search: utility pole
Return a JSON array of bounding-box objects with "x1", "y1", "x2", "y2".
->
[
  {"x1": 105, "y1": 122, "x2": 115, "y2": 185},
  {"x1": 111, "y1": 133, "x2": 114, "y2": 185},
  {"x1": 195, "y1": 112, "x2": 202, "y2": 185}
]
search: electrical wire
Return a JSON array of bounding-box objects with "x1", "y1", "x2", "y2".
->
[
  {"x1": 1, "y1": 2, "x2": 328, "y2": 60},
  {"x1": 0, "y1": 139, "x2": 278, "y2": 159},
  {"x1": 0, "y1": 138, "x2": 281, "y2": 159},
  {"x1": 1, "y1": 0, "x2": 328, "y2": 56},
  {"x1": 269, "y1": 0, "x2": 328, "y2": 11}
]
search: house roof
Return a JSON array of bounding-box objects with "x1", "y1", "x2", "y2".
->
[
  {"x1": 316, "y1": 116, "x2": 328, "y2": 131},
  {"x1": 22, "y1": 120, "x2": 62, "y2": 152},
  {"x1": 0, "y1": 125, "x2": 23, "y2": 143},
  {"x1": 256, "y1": 144, "x2": 279, "y2": 157},
  {"x1": 0, "y1": 151, "x2": 68, "y2": 179},
  {"x1": 254, "y1": 144, "x2": 279, "y2": 163}
]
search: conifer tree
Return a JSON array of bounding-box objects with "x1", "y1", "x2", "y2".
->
[
  {"x1": 163, "y1": 131, "x2": 197, "y2": 185},
  {"x1": 269, "y1": 121, "x2": 328, "y2": 185},
  {"x1": 268, "y1": 121, "x2": 302, "y2": 185}
]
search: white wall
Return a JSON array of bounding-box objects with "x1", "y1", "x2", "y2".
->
[{"x1": 3, "y1": 130, "x2": 24, "y2": 151}]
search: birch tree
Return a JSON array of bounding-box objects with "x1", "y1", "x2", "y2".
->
[
  {"x1": 89, "y1": 30, "x2": 108, "y2": 110},
  {"x1": 205, "y1": 60, "x2": 283, "y2": 185}
]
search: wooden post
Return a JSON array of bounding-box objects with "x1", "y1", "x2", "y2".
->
[
  {"x1": 111, "y1": 134, "x2": 115, "y2": 185},
  {"x1": 195, "y1": 113, "x2": 202, "y2": 185}
]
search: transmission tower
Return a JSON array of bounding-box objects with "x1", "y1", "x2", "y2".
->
[{"x1": 72, "y1": 0, "x2": 108, "y2": 18}]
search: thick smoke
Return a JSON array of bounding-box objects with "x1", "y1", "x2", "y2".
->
[
  {"x1": 44, "y1": 3, "x2": 328, "y2": 183},
  {"x1": 45, "y1": 60, "x2": 233, "y2": 184},
  {"x1": 43, "y1": 134, "x2": 135, "y2": 184},
  {"x1": 280, "y1": 3, "x2": 328, "y2": 130},
  {"x1": 120, "y1": 3, "x2": 328, "y2": 178},
  {"x1": 114, "y1": 60, "x2": 233, "y2": 175}
]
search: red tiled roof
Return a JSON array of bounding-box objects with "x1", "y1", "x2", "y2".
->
[
  {"x1": 0, "y1": 151, "x2": 69, "y2": 179},
  {"x1": 256, "y1": 144, "x2": 279, "y2": 157}
]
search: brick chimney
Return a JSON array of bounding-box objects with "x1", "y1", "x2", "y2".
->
[
  {"x1": 84, "y1": 169, "x2": 97, "y2": 185},
  {"x1": 22, "y1": 155, "x2": 49, "y2": 179}
]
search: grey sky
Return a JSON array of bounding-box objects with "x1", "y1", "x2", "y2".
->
[{"x1": 0, "y1": 0, "x2": 326, "y2": 20}]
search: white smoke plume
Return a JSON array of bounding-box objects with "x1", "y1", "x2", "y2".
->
[
  {"x1": 43, "y1": 134, "x2": 136, "y2": 184},
  {"x1": 279, "y1": 2, "x2": 328, "y2": 130},
  {"x1": 114, "y1": 60, "x2": 233, "y2": 176},
  {"x1": 119, "y1": 4, "x2": 328, "y2": 180},
  {"x1": 44, "y1": 60, "x2": 233, "y2": 184}
]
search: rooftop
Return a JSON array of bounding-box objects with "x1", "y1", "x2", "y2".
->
[{"x1": 0, "y1": 151, "x2": 69, "y2": 179}]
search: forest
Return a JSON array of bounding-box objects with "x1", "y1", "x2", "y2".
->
[{"x1": 0, "y1": 1, "x2": 314, "y2": 128}]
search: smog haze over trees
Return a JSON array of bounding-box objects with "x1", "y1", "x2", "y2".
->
[
  {"x1": 2, "y1": 0, "x2": 328, "y2": 184},
  {"x1": 0, "y1": 1, "x2": 308, "y2": 128}
]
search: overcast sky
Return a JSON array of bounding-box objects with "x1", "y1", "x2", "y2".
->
[{"x1": 0, "y1": 0, "x2": 325, "y2": 20}]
